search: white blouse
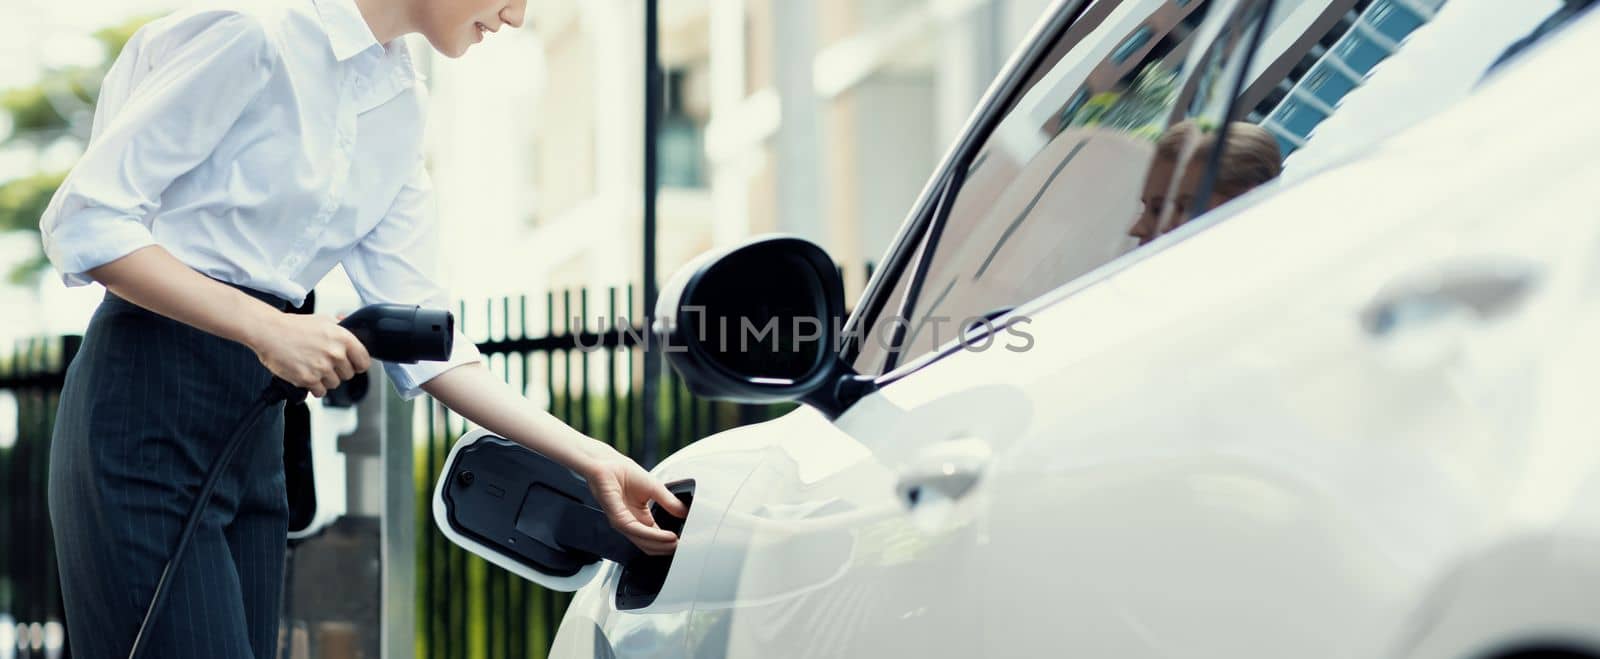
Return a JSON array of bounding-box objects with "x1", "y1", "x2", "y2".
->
[{"x1": 38, "y1": 0, "x2": 483, "y2": 399}]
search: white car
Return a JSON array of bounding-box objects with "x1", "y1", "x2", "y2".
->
[{"x1": 437, "y1": 0, "x2": 1600, "y2": 656}]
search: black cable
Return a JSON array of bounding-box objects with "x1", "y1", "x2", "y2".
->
[
  {"x1": 127, "y1": 378, "x2": 304, "y2": 659},
  {"x1": 276, "y1": 544, "x2": 297, "y2": 659}
]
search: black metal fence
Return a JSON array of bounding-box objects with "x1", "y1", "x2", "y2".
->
[
  {"x1": 0, "y1": 336, "x2": 78, "y2": 659},
  {"x1": 414, "y1": 284, "x2": 793, "y2": 659}
]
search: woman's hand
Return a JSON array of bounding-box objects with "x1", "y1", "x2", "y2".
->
[
  {"x1": 581, "y1": 445, "x2": 690, "y2": 556},
  {"x1": 248, "y1": 312, "x2": 372, "y2": 398}
]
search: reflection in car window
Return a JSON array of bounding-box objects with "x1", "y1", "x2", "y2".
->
[
  {"x1": 1111, "y1": 25, "x2": 1156, "y2": 63},
  {"x1": 1245, "y1": 0, "x2": 1588, "y2": 184},
  {"x1": 855, "y1": 0, "x2": 1278, "y2": 374},
  {"x1": 1242, "y1": 0, "x2": 1452, "y2": 164}
]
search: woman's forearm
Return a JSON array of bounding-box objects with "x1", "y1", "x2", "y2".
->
[
  {"x1": 419, "y1": 362, "x2": 614, "y2": 475},
  {"x1": 85, "y1": 245, "x2": 371, "y2": 397},
  {"x1": 86, "y1": 245, "x2": 282, "y2": 348}
]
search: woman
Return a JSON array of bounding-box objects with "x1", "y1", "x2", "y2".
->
[
  {"x1": 39, "y1": 0, "x2": 686, "y2": 656},
  {"x1": 1128, "y1": 119, "x2": 1283, "y2": 245}
]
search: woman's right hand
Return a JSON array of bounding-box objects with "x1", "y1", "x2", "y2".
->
[
  {"x1": 581, "y1": 444, "x2": 688, "y2": 556},
  {"x1": 249, "y1": 312, "x2": 372, "y2": 398}
]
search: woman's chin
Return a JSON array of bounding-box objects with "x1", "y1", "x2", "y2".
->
[{"x1": 425, "y1": 34, "x2": 471, "y2": 59}]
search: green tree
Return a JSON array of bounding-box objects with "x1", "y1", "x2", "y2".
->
[
  {"x1": 0, "y1": 15, "x2": 156, "y2": 285},
  {"x1": 1065, "y1": 61, "x2": 1182, "y2": 139}
]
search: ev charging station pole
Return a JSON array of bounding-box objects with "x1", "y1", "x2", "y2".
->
[
  {"x1": 378, "y1": 379, "x2": 415, "y2": 659},
  {"x1": 276, "y1": 360, "x2": 413, "y2": 659},
  {"x1": 641, "y1": 0, "x2": 662, "y2": 469}
]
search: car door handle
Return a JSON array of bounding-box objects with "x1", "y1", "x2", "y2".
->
[
  {"x1": 894, "y1": 437, "x2": 993, "y2": 507},
  {"x1": 1360, "y1": 262, "x2": 1539, "y2": 337}
]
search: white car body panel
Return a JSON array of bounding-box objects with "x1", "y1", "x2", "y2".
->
[{"x1": 538, "y1": 6, "x2": 1600, "y2": 659}]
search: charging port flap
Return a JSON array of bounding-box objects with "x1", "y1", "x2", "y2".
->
[{"x1": 432, "y1": 429, "x2": 690, "y2": 594}]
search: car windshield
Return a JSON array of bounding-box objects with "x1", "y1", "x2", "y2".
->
[
  {"x1": 850, "y1": 0, "x2": 1562, "y2": 375},
  {"x1": 856, "y1": 0, "x2": 1274, "y2": 373}
]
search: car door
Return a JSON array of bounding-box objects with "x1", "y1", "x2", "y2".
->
[{"x1": 684, "y1": 1, "x2": 1276, "y2": 656}]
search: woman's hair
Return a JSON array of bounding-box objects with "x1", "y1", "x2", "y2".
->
[{"x1": 1156, "y1": 119, "x2": 1283, "y2": 198}]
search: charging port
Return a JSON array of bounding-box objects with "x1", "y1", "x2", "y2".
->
[{"x1": 616, "y1": 480, "x2": 694, "y2": 610}]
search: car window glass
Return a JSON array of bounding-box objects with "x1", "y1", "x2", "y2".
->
[
  {"x1": 851, "y1": 0, "x2": 1580, "y2": 376},
  {"x1": 855, "y1": 0, "x2": 1277, "y2": 374}
]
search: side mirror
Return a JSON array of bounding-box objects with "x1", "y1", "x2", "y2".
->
[{"x1": 653, "y1": 235, "x2": 875, "y2": 419}]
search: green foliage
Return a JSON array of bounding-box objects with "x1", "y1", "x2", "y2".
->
[
  {"x1": 0, "y1": 171, "x2": 66, "y2": 233},
  {"x1": 0, "y1": 14, "x2": 156, "y2": 281},
  {"x1": 7, "y1": 252, "x2": 51, "y2": 287},
  {"x1": 92, "y1": 15, "x2": 157, "y2": 58},
  {"x1": 1067, "y1": 62, "x2": 1182, "y2": 138},
  {"x1": 0, "y1": 12, "x2": 152, "y2": 144},
  {"x1": 0, "y1": 77, "x2": 84, "y2": 138},
  {"x1": 0, "y1": 171, "x2": 65, "y2": 284}
]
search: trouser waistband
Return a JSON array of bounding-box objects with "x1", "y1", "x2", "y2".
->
[
  {"x1": 101, "y1": 277, "x2": 298, "y2": 313},
  {"x1": 219, "y1": 280, "x2": 296, "y2": 312}
]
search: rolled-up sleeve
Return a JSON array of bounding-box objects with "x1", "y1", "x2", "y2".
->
[
  {"x1": 39, "y1": 10, "x2": 277, "y2": 285},
  {"x1": 344, "y1": 157, "x2": 484, "y2": 400}
]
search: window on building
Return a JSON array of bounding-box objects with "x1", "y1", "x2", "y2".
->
[
  {"x1": 658, "y1": 68, "x2": 708, "y2": 188},
  {"x1": 1244, "y1": 0, "x2": 1447, "y2": 158},
  {"x1": 1110, "y1": 25, "x2": 1155, "y2": 64}
]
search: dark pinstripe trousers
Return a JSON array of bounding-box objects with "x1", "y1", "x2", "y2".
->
[{"x1": 48, "y1": 284, "x2": 292, "y2": 658}]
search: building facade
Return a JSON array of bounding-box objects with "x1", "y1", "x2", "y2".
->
[{"x1": 425, "y1": 0, "x2": 1058, "y2": 310}]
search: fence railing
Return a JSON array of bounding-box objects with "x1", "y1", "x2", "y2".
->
[{"x1": 0, "y1": 335, "x2": 78, "y2": 659}]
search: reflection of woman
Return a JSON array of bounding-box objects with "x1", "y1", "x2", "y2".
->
[
  {"x1": 40, "y1": 1, "x2": 685, "y2": 656},
  {"x1": 1129, "y1": 119, "x2": 1282, "y2": 245}
]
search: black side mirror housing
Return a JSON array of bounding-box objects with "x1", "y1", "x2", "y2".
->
[{"x1": 653, "y1": 235, "x2": 874, "y2": 419}]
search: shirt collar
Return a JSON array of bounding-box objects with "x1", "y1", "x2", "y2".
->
[{"x1": 314, "y1": 0, "x2": 383, "y2": 61}]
